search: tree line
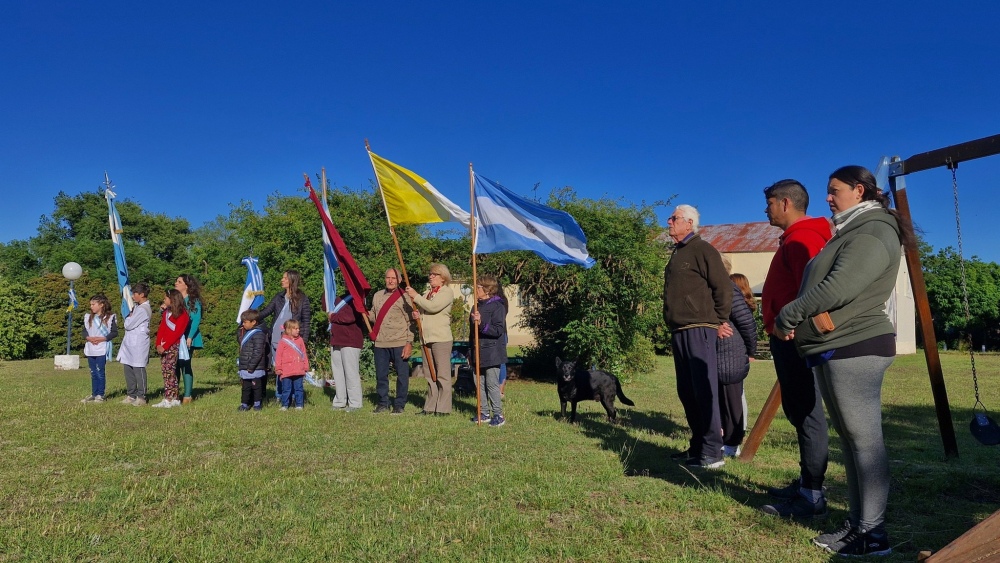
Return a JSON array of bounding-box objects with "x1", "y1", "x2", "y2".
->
[
  {"x1": 0, "y1": 183, "x2": 668, "y2": 378},
  {"x1": 2, "y1": 184, "x2": 994, "y2": 369}
]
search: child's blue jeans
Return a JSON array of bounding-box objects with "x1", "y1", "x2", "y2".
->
[
  {"x1": 278, "y1": 375, "x2": 305, "y2": 407},
  {"x1": 87, "y1": 355, "x2": 107, "y2": 396}
]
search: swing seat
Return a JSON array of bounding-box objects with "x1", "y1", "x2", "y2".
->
[{"x1": 970, "y1": 413, "x2": 1000, "y2": 446}]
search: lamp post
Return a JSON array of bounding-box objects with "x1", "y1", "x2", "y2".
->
[
  {"x1": 460, "y1": 284, "x2": 472, "y2": 305},
  {"x1": 62, "y1": 262, "x2": 82, "y2": 355}
]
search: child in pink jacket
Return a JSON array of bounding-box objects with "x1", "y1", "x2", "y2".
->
[{"x1": 274, "y1": 319, "x2": 310, "y2": 410}]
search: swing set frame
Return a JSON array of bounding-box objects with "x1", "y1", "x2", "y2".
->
[
  {"x1": 740, "y1": 134, "x2": 1000, "y2": 462},
  {"x1": 887, "y1": 133, "x2": 1000, "y2": 458}
]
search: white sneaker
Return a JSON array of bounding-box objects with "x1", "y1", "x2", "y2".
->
[
  {"x1": 132, "y1": 398, "x2": 147, "y2": 407},
  {"x1": 280, "y1": 406, "x2": 288, "y2": 411},
  {"x1": 151, "y1": 400, "x2": 172, "y2": 408},
  {"x1": 81, "y1": 395, "x2": 95, "y2": 403},
  {"x1": 170, "y1": 399, "x2": 182, "y2": 407},
  {"x1": 92, "y1": 395, "x2": 105, "y2": 403},
  {"x1": 122, "y1": 396, "x2": 136, "y2": 405}
]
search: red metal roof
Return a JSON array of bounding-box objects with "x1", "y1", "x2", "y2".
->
[
  {"x1": 659, "y1": 221, "x2": 784, "y2": 253},
  {"x1": 700, "y1": 222, "x2": 782, "y2": 252}
]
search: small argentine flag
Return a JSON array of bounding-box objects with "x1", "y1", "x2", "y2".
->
[{"x1": 68, "y1": 287, "x2": 78, "y2": 311}]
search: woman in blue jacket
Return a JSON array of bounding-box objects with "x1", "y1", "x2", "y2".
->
[{"x1": 470, "y1": 275, "x2": 507, "y2": 427}]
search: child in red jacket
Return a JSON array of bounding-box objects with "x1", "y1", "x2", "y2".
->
[
  {"x1": 274, "y1": 319, "x2": 310, "y2": 410},
  {"x1": 153, "y1": 289, "x2": 190, "y2": 409}
]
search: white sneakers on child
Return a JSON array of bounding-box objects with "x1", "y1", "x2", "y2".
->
[
  {"x1": 151, "y1": 399, "x2": 182, "y2": 408},
  {"x1": 81, "y1": 395, "x2": 105, "y2": 403}
]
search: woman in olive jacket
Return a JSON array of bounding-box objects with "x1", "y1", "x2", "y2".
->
[{"x1": 774, "y1": 165, "x2": 903, "y2": 557}]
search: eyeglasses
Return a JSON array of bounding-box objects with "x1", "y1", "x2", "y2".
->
[
  {"x1": 667, "y1": 215, "x2": 688, "y2": 222},
  {"x1": 428, "y1": 273, "x2": 441, "y2": 277}
]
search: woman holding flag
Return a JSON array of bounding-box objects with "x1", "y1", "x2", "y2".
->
[
  {"x1": 258, "y1": 270, "x2": 312, "y2": 403},
  {"x1": 174, "y1": 274, "x2": 204, "y2": 404},
  {"x1": 405, "y1": 263, "x2": 456, "y2": 416}
]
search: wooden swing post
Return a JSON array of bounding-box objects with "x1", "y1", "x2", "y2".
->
[{"x1": 888, "y1": 133, "x2": 1000, "y2": 459}]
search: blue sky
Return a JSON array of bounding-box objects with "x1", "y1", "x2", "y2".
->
[{"x1": 3, "y1": 1, "x2": 999, "y2": 261}]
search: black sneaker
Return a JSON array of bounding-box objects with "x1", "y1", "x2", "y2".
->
[
  {"x1": 761, "y1": 493, "x2": 828, "y2": 520},
  {"x1": 825, "y1": 525, "x2": 891, "y2": 557},
  {"x1": 767, "y1": 479, "x2": 827, "y2": 499},
  {"x1": 374, "y1": 405, "x2": 390, "y2": 413},
  {"x1": 813, "y1": 519, "x2": 854, "y2": 548},
  {"x1": 670, "y1": 449, "x2": 692, "y2": 461},
  {"x1": 684, "y1": 456, "x2": 725, "y2": 469},
  {"x1": 767, "y1": 479, "x2": 801, "y2": 499},
  {"x1": 390, "y1": 406, "x2": 405, "y2": 415}
]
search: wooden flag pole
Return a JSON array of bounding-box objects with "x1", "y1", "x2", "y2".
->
[
  {"x1": 470, "y1": 163, "x2": 482, "y2": 424},
  {"x1": 365, "y1": 140, "x2": 437, "y2": 383}
]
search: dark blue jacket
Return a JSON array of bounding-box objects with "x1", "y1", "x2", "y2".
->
[
  {"x1": 470, "y1": 296, "x2": 507, "y2": 369},
  {"x1": 717, "y1": 282, "x2": 757, "y2": 384}
]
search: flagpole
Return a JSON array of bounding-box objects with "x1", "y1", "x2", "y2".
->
[
  {"x1": 470, "y1": 163, "x2": 482, "y2": 424},
  {"x1": 322, "y1": 166, "x2": 330, "y2": 314},
  {"x1": 366, "y1": 140, "x2": 438, "y2": 383}
]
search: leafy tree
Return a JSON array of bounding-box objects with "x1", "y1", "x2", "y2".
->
[
  {"x1": 923, "y1": 246, "x2": 1000, "y2": 349},
  {"x1": 477, "y1": 188, "x2": 670, "y2": 378},
  {"x1": 28, "y1": 190, "x2": 195, "y2": 290},
  {"x1": 0, "y1": 277, "x2": 42, "y2": 360}
]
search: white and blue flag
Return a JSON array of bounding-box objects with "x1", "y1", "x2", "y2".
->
[
  {"x1": 321, "y1": 195, "x2": 339, "y2": 312},
  {"x1": 104, "y1": 173, "x2": 134, "y2": 318},
  {"x1": 68, "y1": 287, "x2": 78, "y2": 311},
  {"x1": 473, "y1": 173, "x2": 595, "y2": 268},
  {"x1": 237, "y1": 256, "x2": 265, "y2": 324}
]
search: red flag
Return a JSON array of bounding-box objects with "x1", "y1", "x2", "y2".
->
[{"x1": 307, "y1": 185, "x2": 371, "y2": 315}]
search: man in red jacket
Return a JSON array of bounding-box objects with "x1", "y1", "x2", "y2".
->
[{"x1": 760, "y1": 179, "x2": 834, "y2": 520}]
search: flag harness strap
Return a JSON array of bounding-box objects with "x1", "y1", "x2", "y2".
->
[{"x1": 949, "y1": 161, "x2": 1000, "y2": 446}]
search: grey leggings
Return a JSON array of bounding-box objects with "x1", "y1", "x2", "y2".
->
[{"x1": 812, "y1": 355, "x2": 893, "y2": 531}]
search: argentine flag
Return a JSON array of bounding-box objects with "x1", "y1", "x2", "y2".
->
[
  {"x1": 104, "y1": 173, "x2": 134, "y2": 318},
  {"x1": 473, "y1": 173, "x2": 595, "y2": 268},
  {"x1": 237, "y1": 256, "x2": 265, "y2": 324}
]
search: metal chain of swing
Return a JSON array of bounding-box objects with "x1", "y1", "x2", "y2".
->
[{"x1": 949, "y1": 161, "x2": 985, "y2": 410}]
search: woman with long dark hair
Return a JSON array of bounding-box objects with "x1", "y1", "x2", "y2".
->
[
  {"x1": 174, "y1": 274, "x2": 203, "y2": 404},
  {"x1": 258, "y1": 270, "x2": 312, "y2": 404},
  {"x1": 773, "y1": 165, "x2": 903, "y2": 556}
]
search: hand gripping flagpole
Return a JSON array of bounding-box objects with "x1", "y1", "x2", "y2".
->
[{"x1": 365, "y1": 139, "x2": 438, "y2": 383}]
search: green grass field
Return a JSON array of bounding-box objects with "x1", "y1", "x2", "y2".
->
[{"x1": 1, "y1": 352, "x2": 997, "y2": 562}]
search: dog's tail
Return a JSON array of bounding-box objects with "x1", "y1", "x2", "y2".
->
[{"x1": 616, "y1": 377, "x2": 635, "y2": 406}]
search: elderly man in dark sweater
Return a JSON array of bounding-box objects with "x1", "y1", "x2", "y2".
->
[{"x1": 663, "y1": 204, "x2": 733, "y2": 469}]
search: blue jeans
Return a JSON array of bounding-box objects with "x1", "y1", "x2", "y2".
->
[
  {"x1": 278, "y1": 375, "x2": 305, "y2": 407},
  {"x1": 374, "y1": 346, "x2": 410, "y2": 409},
  {"x1": 87, "y1": 355, "x2": 107, "y2": 396}
]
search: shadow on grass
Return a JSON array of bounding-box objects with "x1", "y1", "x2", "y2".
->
[{"x1": 548, "y1": 407, "x2": 795, "y2": 515}]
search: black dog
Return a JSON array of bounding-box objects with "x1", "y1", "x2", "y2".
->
[{"x1": 556, "y1": 357, "x2": 635, "y2": 423}]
